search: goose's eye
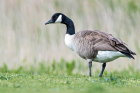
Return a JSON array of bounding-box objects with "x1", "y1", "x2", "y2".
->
[{"x1": 52, "y1": 15, "x2": 59, "y2": 22}]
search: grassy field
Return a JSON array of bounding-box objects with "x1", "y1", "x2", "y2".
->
[
  {"x1": 0, "y1": 74, "x2": 140, "y2": 93},
  {"x1": 0, "y1": 61, "x2": 139, "y2": 93},
  {"x1": 0, "y1": 64, "x2": 140, "y2": 93}
]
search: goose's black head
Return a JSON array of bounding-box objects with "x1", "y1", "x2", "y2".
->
[
  {"x1": 45, "y1": 13, "x2": 66, "y2": 25},
  {"x1": 45, "y1": 13, "x2": 75, "y2": 35}
]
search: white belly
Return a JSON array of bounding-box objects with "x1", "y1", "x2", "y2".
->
[{"x1": 93, "y1": 51, "x2": 126, "y2": 63}]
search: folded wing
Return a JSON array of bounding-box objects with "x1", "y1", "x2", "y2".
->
[{"x1": 75, "y1": 30, "x2": 136, "y2": 59}]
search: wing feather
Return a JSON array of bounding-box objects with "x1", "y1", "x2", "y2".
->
[
  {"x1": 75, "y1": 30, "x2": 127, "y2": 51},
  {"x1": 73, "y1": 30, "x2": 136, "y2": 59}
]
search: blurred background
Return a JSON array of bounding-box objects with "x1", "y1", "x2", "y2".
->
[{"x1": 0, "y1": 0, "x2": 140, "y2": 75}]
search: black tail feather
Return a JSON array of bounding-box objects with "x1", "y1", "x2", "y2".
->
[
  {"x1": 121, "y1": 52, "x2": 135, "y2": 59},
  {"x1": 129, "y1": 50, "x2": 136, "y2": 55},
  {"x1": 120, "y1": 48, "x2": 136, "y2": 59}
]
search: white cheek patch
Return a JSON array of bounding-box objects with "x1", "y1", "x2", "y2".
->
[{"x1": 55, "y1": 15, "x2": 62, "y2": 23}]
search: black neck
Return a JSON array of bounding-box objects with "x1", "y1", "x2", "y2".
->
[{"x1": 63, "y1": 17, "x2": 75, "y2": 35}]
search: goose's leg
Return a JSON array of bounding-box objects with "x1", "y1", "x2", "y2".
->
[
  {"x1": 99, "y1": 63, "x2": 106, "y2": 77},
  {"x1": 87, "y1": 59, "x2": 92, "y2": 77}
]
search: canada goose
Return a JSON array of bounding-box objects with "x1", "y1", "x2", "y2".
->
[{"x1": 45, "y1": 13, "x2": 136, "y2": 77}]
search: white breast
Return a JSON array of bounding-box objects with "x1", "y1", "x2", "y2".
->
[
  {"x1": 65, "y1": 34, "x2": 74, "y2": 51},
  {"x1": 93, "y1": 51, "x2": 126, "y2": 63}
]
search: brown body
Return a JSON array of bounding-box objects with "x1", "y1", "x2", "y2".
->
[{"x1": 71, "y1": 30, "x2": 135, "y2": 60}]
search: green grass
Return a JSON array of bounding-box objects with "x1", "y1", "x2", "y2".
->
[
  {"x1": 0, "y1": 73, "x2": 140, "y2": 93},
  {"x1": 0, "y1": 61, "x2": 140, "y2": 93}
]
